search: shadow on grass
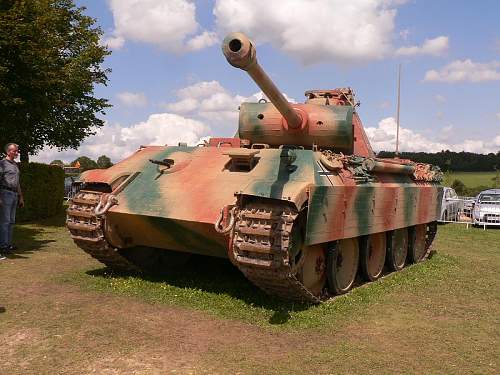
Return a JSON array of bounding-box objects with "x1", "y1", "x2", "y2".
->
[
  {"x1": 9, "y1": 225, "x2": 56, "y2": 259},
  {"x1": 86, "y1": 254, "x2": 312, "y2": 324}
]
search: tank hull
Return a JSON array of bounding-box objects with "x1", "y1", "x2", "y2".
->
[{"x1": 70, "y1": 144, "x2": 442, "y2": 257}]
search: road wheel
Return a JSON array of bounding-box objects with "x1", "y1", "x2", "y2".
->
[
  {"x1": 327, "y1": 238, "x2": 359, "y2": 295},
  {"x1": 386, "y1": 228, "x2": 408, "y2": 271},
  {"x1": 289, "y1": 214, "x2": 326, "y2": 297},
  {"x1": 359, "y1": 232, "x2": 386, "y2": 281},
  {"x1": 407, "y1": 224, "x2": 427, "y2": 263}
]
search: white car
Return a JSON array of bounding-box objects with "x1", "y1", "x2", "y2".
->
[
  {"x1": 440, "y1": 187, "x2": 463, "y2": 221},
  {"x1": 472, "y1": 189, "x2": 500, "y2": 226}
]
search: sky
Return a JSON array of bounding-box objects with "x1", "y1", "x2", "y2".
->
[{"x1": 35, "y1": 0, "x2": 500, "y2": 163}]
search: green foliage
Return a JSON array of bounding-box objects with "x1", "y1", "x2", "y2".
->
[
  {"x1": 50, "y1": 159, "x2": 64, "y2": 166},
  {"x1": 97, "y1": 154, "x2": 113, "y2": 169},
  {"x1": 72, "y1": 155, "x2": 97, "y2": 171},
  {"x1": 378, "y1": 150, "x2": 500, "y2": 172},
  {"x1": 450, "y1": 179, "x2": 466, "y2": 195},
  {"x1": 0, "y1": 0, "x2": 111, "y2": 162},
  {"x1": 17, "y1": 162, "x2": 64, "y2": 222}
]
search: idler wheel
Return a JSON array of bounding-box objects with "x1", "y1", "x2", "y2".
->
[
  {"x1": 386, "y1": 228, "x2": 408, "y2": 271},
  {"x1": 120, "y1": 246, "x2": 191, "y2": 274},
  {"x1": 289, "y1": 215, "x2": 326, "y2": 297},
  {"x1": 326, "y1": 238, "x2": 359, "y2": 295},
  {"x1": 407, "y1": 224, "x2": 427, "y2": 263},
  {"x1": 359, "y1": 232, "x2": 386, "y2": 281}
]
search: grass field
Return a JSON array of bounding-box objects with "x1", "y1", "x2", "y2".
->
[
  {"x1": 443, "y1": 171, "x2": 498, "y2": 188},
  {"x1": 1, "y1": 212, "x2": 499, "y2": 374}
]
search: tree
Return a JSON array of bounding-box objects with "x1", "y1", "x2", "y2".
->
[
  {"x1": 451, "y1": 179, "x2": 466, "y2": 195},
  {"x1": 72, "y1": 156, "x2": 97, "y2": 171},
  {"x1": 0, "y1": 0, "x2": 110, "y2": 162},
  {"x1": 50, "y1": 159, "x2": 64, "y2": 166},
  {"x1": 97, "y1": 155, "x2": 113, "y2": 169}
]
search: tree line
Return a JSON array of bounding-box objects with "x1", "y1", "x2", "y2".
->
[
  {"x1": 51, "y1": 155, "x2": 113, "y2": 171},
  {"x1": 377, "y1": 150, "x2": 500, "y2": 172}
]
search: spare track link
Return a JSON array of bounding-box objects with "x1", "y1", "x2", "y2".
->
[
  {"x1": 67, "y1": 190, "x2": 138, "y2": 273},
  {"x1": 232, "y1": 201, "x2": 321, "y2": 304}
]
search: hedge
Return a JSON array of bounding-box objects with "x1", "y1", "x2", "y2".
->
[{"x1": 17, "y1": 162, "x2": 65, "y2": 222}]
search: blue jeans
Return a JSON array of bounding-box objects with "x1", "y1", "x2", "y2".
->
[{"x1": 0, "y1": 189, "x2": 17, "y2": 248}]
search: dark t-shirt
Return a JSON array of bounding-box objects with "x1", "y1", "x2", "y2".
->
[{"x1": 0, "y1": 159, "x2": 20, "y2": 190}]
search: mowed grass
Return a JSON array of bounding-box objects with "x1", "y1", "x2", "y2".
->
[
  {"x1": 9, "y1": 214, "x2": 500, "y2": 373},
  {"x1": 63, "y1": 224, "x2": 500, "y2": 332},
  {"x1": 444, "y1": 171, "x2": 498, "y2": 188}
]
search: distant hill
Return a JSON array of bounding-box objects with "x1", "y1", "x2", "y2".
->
[{"x1": 377, "y1": 151, "x2": 500, "y2": 172}]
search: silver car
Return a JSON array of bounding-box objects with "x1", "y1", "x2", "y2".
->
[
  {"x1": 440, "y1": 187, "x2": 463, "y2": 221},
  {"x1": 472, "y1": 189, "x2": 500, "y2": 226}
]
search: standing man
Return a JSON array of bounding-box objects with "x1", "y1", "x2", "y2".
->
[{"x1": 0, "y1": 143, "x2": 24, "y2": 258}]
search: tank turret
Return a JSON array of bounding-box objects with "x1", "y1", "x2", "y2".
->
[
  {"x1": 222, "y1": 32, "x2": 374, "y2": 156},
  {"x1": 222, "y1": 32, "x2": 304, "y2": 130}
]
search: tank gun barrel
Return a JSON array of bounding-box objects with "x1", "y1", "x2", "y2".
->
[{"x1": 222, "y1": 32, "x2": 303, "y2": 129}]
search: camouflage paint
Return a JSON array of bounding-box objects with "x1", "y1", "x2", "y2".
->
[
  {"x1": 70, "y1": 31, "x2": 443, "y2": 300},
  {"x1": 239, "y1": 102, "x2": 353, "y2": 151}
]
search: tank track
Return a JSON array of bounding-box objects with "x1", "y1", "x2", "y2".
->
[
  {"x1": 66, "y1": 190, "x2": 138, "y2": 273},
  {"x1": 232, "y1": 201, "x2": 439, "y2": 304},
  {"x1": 232, "y1": 201, "x2": 321, "y2": 304}
]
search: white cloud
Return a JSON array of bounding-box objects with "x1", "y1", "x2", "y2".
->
[
  {"x1": 496, "y1": 113, "x2": 500, "y2": 120},
  {"x1": 214, "y1": 0, "x2": 398, "y2": 65},
  {"x1": 116, "y1": 91, "x2": 148, "y2": 107},
  {"x1": 36, "y1": 80, "x2": 295, "y2": 163},
  {"x1": 396, "y1": 36, "x2": 449, "y2": 56},
  {"x1": 105, "y1": 0, "x2": 217, "y2": 52},
  {"x1": 34, "y1": 114, "x2": 210, "y2": 163},
  {"x1": 100, "y1": 34, "x2": 125, "y2": 50},
  {"x1": 424, "y1": 59, "x2": 500, "y2": 83},
  {"x1": 165, "y1": 80, "x2": 295, "y2": 123},
  {"x1": 186, "y1": 31, "x2": 219, "y2": 51},
  {"x1": 366, "y1": 117, "x2": 500, "y2": 153}
]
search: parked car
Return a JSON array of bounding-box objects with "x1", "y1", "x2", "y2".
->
[
  {"x1": 64, "y1": 175, "x2": 83, "y2": 199},
  {"x1": 472, "y1": 189, "x2": 500, "y2": 226},
  {"x1": 463, "y1": 196, "x2": 476, "y2": 215},
  {"x1": 440, "y1": 187, "x2": 463, "y2": 221}
]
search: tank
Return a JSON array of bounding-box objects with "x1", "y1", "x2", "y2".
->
[{"x1": 66, "y1": 32, "x2": 443, "y2": 303}]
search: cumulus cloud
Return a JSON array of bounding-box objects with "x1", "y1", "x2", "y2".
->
[
  {"x1": 116, "y1": 91, "x2": 148, "y2": 107},
  {"x1": 105, "y1": 0, "x2": 217, "y2": 52},
  {"x1": 100, "y1": 34, "x2": 125, "y2": 50},
  {"x1": 164, "y1": 80, "x2": 295, "y2": 123},
  {"x1": 214, "y1": 0, "x2": 398, "y2": 65},
  {"x1": 36, "y1": 80, "x2": 295, "y2": 163},
  {"x1": 34, "y1": 114, "x2": 210, "y2": 163},
  {"x1": 186, "y1": 31, "x2": 219, "y2": 51},
  {"x1": 424, "y1": 59, "x2": 500, "y2": 83},
  {"x1": 396, "y1": 36, "x2": 449, "y2": 56},
  {"x1": 366, "y1": 117, "x2": 500, "y2": 153}
]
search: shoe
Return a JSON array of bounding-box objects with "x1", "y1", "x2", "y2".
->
[
  {"x1": 0, "y1": 254, "x2": 6, "y2": 260},
  {"x1": 8, "y1": 245, "x2": 17, "y2": 252},
  {"x1": 1, "y1": 246, "x2": 12, "y2": 255}
]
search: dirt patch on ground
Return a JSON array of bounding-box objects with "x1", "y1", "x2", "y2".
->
[
  {"x1": 0, "y1": 241, "x2": 303, "y2": 374},
  {"x1": 1, "y1": 223, "x2": 499, "y2": 374}
]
